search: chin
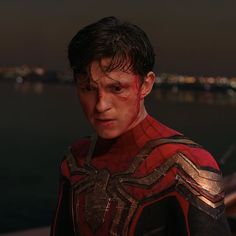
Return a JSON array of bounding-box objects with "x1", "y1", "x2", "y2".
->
[{"x1": 96, "y1": 129, "x2": 121, "y2": 139}]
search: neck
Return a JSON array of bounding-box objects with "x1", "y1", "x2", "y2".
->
[
  {"x1": 127, "y1": 106, "x2": 148, "y2": 132},
  {"x1": 95, "y1": 113, "x2": 149, "y2": 155}
]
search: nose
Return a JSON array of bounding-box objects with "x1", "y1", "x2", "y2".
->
[{"x1": 95, "y1": 91, "x2": 111, "y2": 113}]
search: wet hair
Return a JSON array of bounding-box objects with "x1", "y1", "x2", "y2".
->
[{"x1": 68, "y1": 16, "x2": 155, "y2": 80}]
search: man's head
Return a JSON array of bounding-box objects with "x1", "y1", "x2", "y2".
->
[
  {"x1": 68, "y1": 16, "x2": 155, "y2": 79},
  {"x1": 68, "y1": 16, "x2": 156, "y2": 139}
]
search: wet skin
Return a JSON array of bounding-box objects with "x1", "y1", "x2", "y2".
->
[{"x1": 76, "y1": 58, "x2": 155, "y2": 139}]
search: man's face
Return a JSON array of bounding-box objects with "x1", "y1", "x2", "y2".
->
[{"x1": 76, "y1": 58, "x2": 147, "y2": 139}]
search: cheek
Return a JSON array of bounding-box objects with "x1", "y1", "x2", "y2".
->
[
  {"x1": 117, "y1": 96, "x2": 141, "y2": 118},
  {"x1": 114, "y1": 88, "x2": 141, "y2": 113},
  {"x1": 131, "y1": 79, "x2": 142, "y2": 113},
  {"x1": 117, "y1": 76, "x2": 141, "y2": 101}
]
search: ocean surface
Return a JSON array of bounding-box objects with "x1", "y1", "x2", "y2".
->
[{"x1": 1, "y1": 81, "x2": 236, "y2": 233}]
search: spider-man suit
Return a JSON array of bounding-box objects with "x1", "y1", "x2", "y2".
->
[{"x1": 50, "y1": 115, "x2": 230, "y2": 236}]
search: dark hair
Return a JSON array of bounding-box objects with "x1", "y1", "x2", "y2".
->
[{"x1": 68, "y1": 16, "x2": 155, "y2": 79}]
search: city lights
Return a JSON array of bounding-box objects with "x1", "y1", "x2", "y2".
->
[{"x1": 0, "y1": 65, "x2": 236, "y2": 93}]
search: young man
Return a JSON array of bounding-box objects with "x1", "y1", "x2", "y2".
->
[{"x1": 50, "y1": 17, "x2": 230, "y2": 235}]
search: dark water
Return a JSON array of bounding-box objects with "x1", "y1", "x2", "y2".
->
[{"x1": 1, "y1": 81, "x2": 236, "y2": 232}]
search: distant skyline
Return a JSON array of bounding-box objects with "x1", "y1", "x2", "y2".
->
[{"x1": 0, "y1": 0, "x2": 236, "y2": 76}]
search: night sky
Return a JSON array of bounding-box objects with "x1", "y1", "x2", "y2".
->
[{"x1": 0, "y1": 0, "x2": 236, "y2": 76}]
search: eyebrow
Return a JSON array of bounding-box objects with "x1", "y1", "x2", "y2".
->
[
  {"x1": 105, "y1": 74, "x2": 132, "y2": 85},
  {"x1": 107, "y1": 81, "x2": 122, "y2": 87}
]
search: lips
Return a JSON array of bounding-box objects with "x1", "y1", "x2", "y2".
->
[{"x1": 95, "y1": 118, "x2": 115, "y2": 127}]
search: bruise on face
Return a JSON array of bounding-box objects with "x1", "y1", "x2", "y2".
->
[
  {"x1": 76, "y1": 59, "x2": 142, "y2": 100},
  {"x1": 76, "y1": 58, "x2": 147, "y2": 138}
]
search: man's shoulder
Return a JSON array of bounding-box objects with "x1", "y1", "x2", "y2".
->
[
  {"x1": 70, "y1": 136, "x2": 91, "y2": 157},
  {"x1": 148, "y1": 135, "x2": 220, "y2": 171},
  {"x1": 60, "y1": 136, "x2": 91, "y2": 178},
  {"x1": 173, "y1": 146, "x2": 224, "y2": 219},
  {"x1": 147, "y1": 116, "x2": 217, "y2": 168},
  {"x1": 179, "y1": 145, "x2": 220, "y2": 171},
  {"x1": 145, "y1": 138, "x2": 224, "y2": 219}
]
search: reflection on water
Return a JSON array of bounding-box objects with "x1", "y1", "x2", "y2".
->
[
  {"x1": 1, "y1": 81, "x2": 236, "y2": 233},
  {"x1": 14, "y1": 81, "x2": 44, "y2": 95},
  {"x1": 153, "y1": 88, "x2": 236, "y2": 106},
  {"x1": 13, "y1": 81, "x2": 236, "y2": 106}
]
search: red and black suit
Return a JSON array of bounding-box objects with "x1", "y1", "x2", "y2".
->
[{"x1": 50, "y1": 115, "x2": 230, "y2": 235}]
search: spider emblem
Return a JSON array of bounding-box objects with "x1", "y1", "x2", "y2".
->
[{"x1": 65, "y1": 136, "x2": 224, "y2": 236}]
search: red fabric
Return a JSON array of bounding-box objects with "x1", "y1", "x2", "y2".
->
[
  {"x1": 60, "y1": 115, "x2": 220, "y2": 235},
  {"x1": 68, "y1": 115, "x2": 180, "y2": 173}
]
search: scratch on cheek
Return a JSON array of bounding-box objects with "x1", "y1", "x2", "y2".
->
[
  {"x1": 118, "y1": 94, "x2": 129, "y2": 101},
  {"x1": 133, "y1": 75, "x2": 141, "y2": 92},
  {"x1": 134, "y1": 76, "x2": 142, "y2": 115}
]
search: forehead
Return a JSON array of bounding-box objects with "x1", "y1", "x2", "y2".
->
[{"x1": 88, "y1": 58, "x2": 139, "y2": 84}]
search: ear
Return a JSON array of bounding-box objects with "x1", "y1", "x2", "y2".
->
[{"x1": 140, "y1": 71, "x2": 155, "y2": 99}]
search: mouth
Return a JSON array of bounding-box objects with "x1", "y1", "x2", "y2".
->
[{"x1": 95, "y1": 118, "x2": 115, "y2": 127}]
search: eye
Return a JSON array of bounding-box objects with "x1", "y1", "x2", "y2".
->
[{"x1": 111, "y1": 85, "x2": 123, "y2": 93}]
